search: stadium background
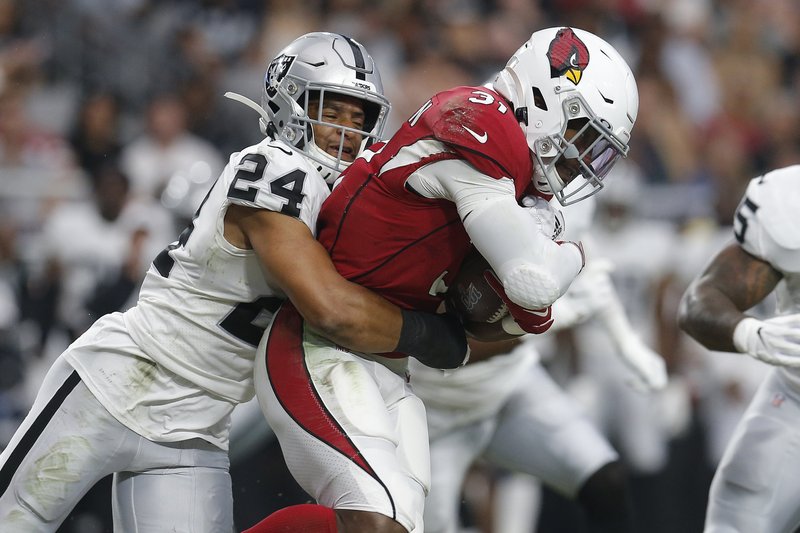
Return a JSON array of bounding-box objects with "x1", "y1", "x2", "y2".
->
[{"x1": 1, "y1": 0, "x2": 799, "y2": 531}]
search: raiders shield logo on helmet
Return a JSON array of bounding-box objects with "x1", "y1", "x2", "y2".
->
[
  {"x1": 265, "y1": 54, "x2": 296, "y2": 98},
  {"x1": 547, "y1": 28, "x2": 590, "y2": 85}
]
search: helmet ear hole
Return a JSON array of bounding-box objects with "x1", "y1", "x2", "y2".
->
[
  {"x1": 515, "y1": 106, "x2": 529, "y2": 125},
  {"x1": 531, "y1": 86, "x2": 547, "y2": 111}
]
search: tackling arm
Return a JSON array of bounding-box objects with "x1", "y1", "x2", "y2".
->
[
  {"x1": 232, "y1": 205, "x2": 402, "y2": 350},
  {"x1": 229, "y1": 205, "x2": 468, "y2": 367}
]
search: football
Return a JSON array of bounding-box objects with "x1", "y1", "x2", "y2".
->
[{"x1": 445, "y1": 247, "x2": 518, "y2": 341}]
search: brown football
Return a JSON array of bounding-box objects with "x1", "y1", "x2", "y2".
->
[{"x1": 445, "y1": 247, "x2": 519, "y2": 342}]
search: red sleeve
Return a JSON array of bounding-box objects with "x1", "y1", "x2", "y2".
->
[{"x1": 424, "y1": 86, "x2": 534, "y2": 198}]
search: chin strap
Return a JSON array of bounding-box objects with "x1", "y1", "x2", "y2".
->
[
  {"x1": 224, "y1": 91, "x2": 271, "y2": 135},
  {"x1": 224, "y1": 90, "x2": 305, "y2": 137},
  {"x1": 224, "y1": 91, "x2": 270, "y2": 123}
]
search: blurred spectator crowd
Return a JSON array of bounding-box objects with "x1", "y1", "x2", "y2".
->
[{"x1": 1, "y1": 0, "x2": 799, "y2": 531}]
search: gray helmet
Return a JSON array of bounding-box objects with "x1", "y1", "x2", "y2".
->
[{"x1": 260, "y1": 32, "x2": 390, "y2": 184}]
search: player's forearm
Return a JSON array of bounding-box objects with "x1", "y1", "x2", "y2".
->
[
  {"x1": 302, "y1": 287, "x2": 403, "y2": 353},
  {"x1": 464, "y1": 196, "x2": 583, "y2": 308},
  {"x1": 678, "y1": 279, "x2": 742, "y2": 352},
  {"x1": 679, "y1": 244, "x2": 782, "y2": 353},
  {"x1": 303, "y1": 286, "x2": 469, "y2": 369}
]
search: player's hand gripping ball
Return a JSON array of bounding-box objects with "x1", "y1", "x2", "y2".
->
[{"x1": 445, "y1": 248, "x2": 515, "y2": 342}]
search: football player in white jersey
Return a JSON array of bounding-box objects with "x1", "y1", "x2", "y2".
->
[
  {"x1": 0, "y1": 33, "x2": 469, "y2": 533},
  {"x1": 568, "y1": 163, "x2": 680, "y2": 488},
  {"x1": 679, "y1": 165, "x2": 800, "y2": 533}
]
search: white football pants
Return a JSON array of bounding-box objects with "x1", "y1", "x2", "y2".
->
[{"x1": 0, "y1": 357, "x2": 233, "y2": 532}]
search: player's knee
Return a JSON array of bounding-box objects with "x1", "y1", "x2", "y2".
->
[
  {"x1": 577, "y1": 460, "x2": 631, "y2": 518},
  {"x1": 1, "y1": 491, "x2": 59, "y2": 528},
  {"x1": 336, "y1": 509, "x2": 409, "y2": 533}
]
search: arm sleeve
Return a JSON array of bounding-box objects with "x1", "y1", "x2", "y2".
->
[
  {"x1": 410, "y1": 159, "x2": 584, "y2": 309},
  {"x1": 465, "y1": 198, "x2": 583, "y2": 308}
]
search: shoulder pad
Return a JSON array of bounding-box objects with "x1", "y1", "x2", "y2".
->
[
  {"x1": 424, "y1": 86, "x2": 533, "y2": 196},
  {"x1": 734, "y1": 166, "x2": 800, "y2": 272},
  {"x1": 226, "y1": 139, "x2": 329, "y2": 222}
]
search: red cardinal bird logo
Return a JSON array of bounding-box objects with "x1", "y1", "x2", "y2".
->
[{"x1": 547, "y1": 28, "x2": 590, "y2": 85}]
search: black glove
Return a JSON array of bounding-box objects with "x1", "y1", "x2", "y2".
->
[{"x1": 395, "y1": 309, "x2": 470, "y2": 369}]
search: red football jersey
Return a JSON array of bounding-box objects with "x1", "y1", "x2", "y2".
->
[{"x1": 317, "y1": 85, "x2": 533, "y2": 313}]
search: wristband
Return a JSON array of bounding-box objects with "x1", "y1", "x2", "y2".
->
[
  {"x1": 396, "y1": 309, "x2": 469, "y2": 369},
  {"x1": 733, "y1": 317, "x2": 760, "y2": 353}
]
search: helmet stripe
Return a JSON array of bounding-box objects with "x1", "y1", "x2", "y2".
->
[{"x1": 340, "y1": 34, "x2": 367, "y2": 80}]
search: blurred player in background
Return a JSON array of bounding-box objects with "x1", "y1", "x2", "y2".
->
[
  {"x1": 414, "y1": 189, "x2": 667, "y2": 533},
  {"x1": 666, "y1": 167, "x2": 769, "y2": 477},
  {"x1": 679, "y1": 165, "x2": 800, "y2": 533},
  {"x1": 0, "y1": 32, "x2": 469, "y2": 533},
  {"x1": 246, "y1": 26, "x2": 638, "y2": 533},
  {"x1": 562, "y1": 163, "x2": 684, "y2": 530}
]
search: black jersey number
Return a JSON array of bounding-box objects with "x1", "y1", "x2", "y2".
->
[
  {"x1": 228, "y1": 154, "x2": 268, "y2": 203},
  {"x1": 219, "y1": 296, "x2": 284, "y2": 347},
  {"x1": 156, "y1": 155, "x2": 307, "y2": 279},
  {"x1": 733, "y1": 196, "x2": 759, "y2": 244},
  {"x1": 269, "y1": 169, "x2": 306, "y2": 217},
  {"x1": 153, "y1": 182, "x2": 215, "y2": 277},
  {"x1": 228, "y1": 153, "x2": 306, "y2": 217}
]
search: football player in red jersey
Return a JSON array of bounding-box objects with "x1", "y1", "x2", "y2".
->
[{"x1": 247, "y1": 27, "x2": 638, "y2": 533}]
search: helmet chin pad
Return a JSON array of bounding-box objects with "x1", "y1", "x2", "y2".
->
[
  {"x1": 533, "y1": 161, "x2": 560, "y2": 195},
  {"x1": 306, "y1": 142, "x2": 352, "y2": 186}
]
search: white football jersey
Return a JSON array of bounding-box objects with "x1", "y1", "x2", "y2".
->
[
  {"x1": 409, "y1": 341, "x2": 539, "y2": 439},
  {"x1": 734, "y1": 166, "x2": 800, "y2": 386},
  {"x1": 122, "y1": 138, "x2": 329, "y2": 403}
]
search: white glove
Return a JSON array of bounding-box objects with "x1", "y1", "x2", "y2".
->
[
  {"x1": 733, "y1": 314, "x2": 800, "y2": 367},
  {"x1": 549, "y1": 259, "x2": 615, "y2": 332},
  {"x1": 522, "y1": 195, "x2": 565, "y2": 240},
  {"x1": 599, "y1": 285, "x2": 668, "y2": 392}
]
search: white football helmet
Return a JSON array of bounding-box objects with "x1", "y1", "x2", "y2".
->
[
  {"x1": 492, "y1": 27, "x2": 639, "y2": 205},
  {"x1": 226, "y1": 32, "x2": 390, "y2": 185}
]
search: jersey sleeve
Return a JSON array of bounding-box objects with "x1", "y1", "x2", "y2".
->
[
  {"x1": 224, "y1": 139, "x2": 330, "y2": 233},
  {"x1": 734, "y1": 168, "x2": 800, "y2": 273},
  {"x1": 425, "y1": 87, "x2": 533, "y2": 196}
]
